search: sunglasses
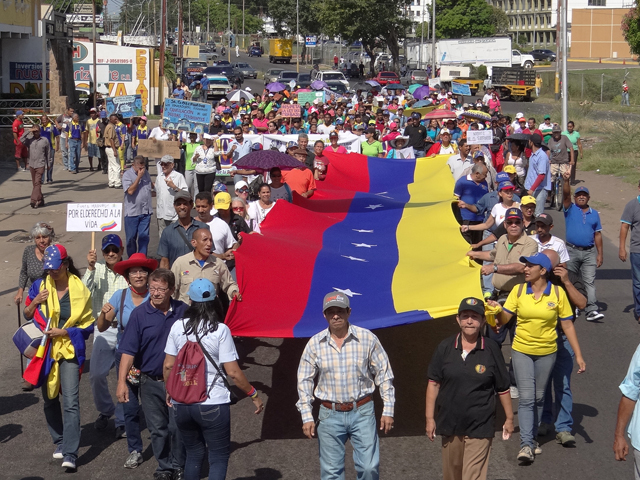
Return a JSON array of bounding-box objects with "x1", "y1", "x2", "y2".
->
[
  {"x1": 505, "y1": 220, "x2": 522, "y2": 226},
  {"x1": 238, "y1": 188, "x2": 249, "y2": 193},
  {"x1": 103, "y1": 245, "x2": 120, "y2": 254},
  {"x1": 232, "y1": 207, "x2": 245, "y2": 212}
]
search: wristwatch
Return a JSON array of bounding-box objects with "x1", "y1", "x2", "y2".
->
[{"x1": 493, "y1": 264, "x2": 498, "y2": 273}]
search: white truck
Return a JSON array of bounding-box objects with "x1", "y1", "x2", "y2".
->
[{"x1": 408, "y1": 36, "x2": 535, "y2": 69}]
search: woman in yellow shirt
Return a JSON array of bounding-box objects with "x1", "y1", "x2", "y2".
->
[{"x1": 490, "y1": 252, "x2": 586, "y2": 464}]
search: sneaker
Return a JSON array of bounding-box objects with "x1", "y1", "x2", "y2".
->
[
  {"x1": 534, "y1": 441, "x2": 542, "y2": 455},
  {"x1": 124, "y1": 450, "x2": 143, "y2": 469},
  {"x1": 61, "y1": 455, "x2": 76, "y2": 470},
  {"x1": 173, "y1": 468, "x2": 185, "y2": 480},
  {"x1": 517, "y1": 445, "x2": 535, "y2": 463},
  {"x1": 153, "y1": 473, "x2": 172, "y2": 480},
  {"x1": 538, "y1": 422, "x2": 553, "y2": 437},
  {"x1": 556, "y1": 431, "x2": 576, "y2": 446},
  {"x1": 115, "y1": 426, "x2": 127, "y2": 439},
  {"x1": 586, "y1": 311, "x2": 604, "y2": 322},
  {"x1": 510, "y1": 386, "x2": 519, "y2": 399},
  {"x1": 94, "y1": 413, "x2": 110, "y2": 431},
  {"x1": 53, "y1": 444, "x2": 63, "y2": 459}
]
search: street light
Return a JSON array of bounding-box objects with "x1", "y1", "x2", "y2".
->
[{"x1": 296, "y1": 0, "x2": 299, "y2": 73}]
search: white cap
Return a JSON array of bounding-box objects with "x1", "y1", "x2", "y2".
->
[
  {"x1": 235, "y1": 180, "x2": 249, "y2": 190},
  {"x1": 440, "y1": 128, "x2": 451, "y2": 134},
  {"x1": 245, "y1": 87, "x2": 252, "y2": 92},
  {"x1": 515, "y1": 112, "x2": 524, "y2": 119},
  {"x1": 203, "y1": 133, "x2": 214, "y2": 140}
]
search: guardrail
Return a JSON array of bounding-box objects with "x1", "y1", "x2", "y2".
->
[
  {"x1": 0, "y1": 99, "x2": 53, "y2": 128},
  {"x1": 0, "y1": 99, "x2": 50, "y2": 110}
]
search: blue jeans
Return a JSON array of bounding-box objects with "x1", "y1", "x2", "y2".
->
[
  {"x1": 566, "y1": 245, "x2": 598, "y2": 314},
  {"x1": 623, "y1": 92, "x2": 630, "y2": 106},
  {"x1": 139, "y1": 374, "x2": 185, "y2": 473},
  {"x1": 42, "y1": 359, "x2": 81, "y2": 459},
  {"x1": 68, "y1": 138, "x2": 81, "y2": 172},
  {"x1": 542, "y1": 334, "x2": 575, "y2": 433},
  {"x1": 316, "y1": 400, "x2": 379, "y2": 480},
  {"x1": 115, "y1": 352, "x2": 143, "y2": 453},
  {"x1": 512, "y1": 350, "x2": 557, "y2": 449},
  {"x1": 60, "y1": 136, "x2": 69, "y2": 169},
  {"x1": 124, "y1": 214, "x2": 151, "y2": 258},
  {"x1": 481, "y1": 230, "x2": 495, "y2": 294},
  {"x1": 630, "y1": 253, "x2": 640, "y2": 320},
  {"x1": 175, "y1": 403, "x2": 231, "y2": 480},
  {"x1": 413, "y1": 148, "x2": 425, "y2": 159},
  {"x1": 533, "y1": 187, "x2": 548, "y2": 216}
]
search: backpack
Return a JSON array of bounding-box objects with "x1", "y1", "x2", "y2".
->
[{"x1": 166, "y1": 323, "x2": 209, "y2": 404}]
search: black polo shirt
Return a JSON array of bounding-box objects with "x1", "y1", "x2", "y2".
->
[
  {"x1": 404, "y1": 124, "x2": 427, "y2": 150},
  {"x1": 427, "y1": 333, "x2": 510, "y2": 438}
]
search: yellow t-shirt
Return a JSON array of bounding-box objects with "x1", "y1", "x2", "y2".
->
[
  {"x1": 535, "y1": 77, "x2": 543, "y2": 88},
  {"x1": 87, "y1": 118, "x2": 100, "y2": 144},
  {"x1": 503, "y1": 281, "x2": 573, "y2": 356}
]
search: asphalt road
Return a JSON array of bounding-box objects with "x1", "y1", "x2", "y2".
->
[{"x1": 0, "y1": 121, "x2": 639, "y2": 478}]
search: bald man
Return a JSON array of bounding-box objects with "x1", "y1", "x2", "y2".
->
[
  {"x1": 538, "y1": 249, "x2": 587, "y2": 446},
  {"x1": 170, "y1": 228, "x2": 241, "y2": 303}
]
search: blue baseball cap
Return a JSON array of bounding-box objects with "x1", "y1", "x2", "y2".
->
[
  {"x1": 214, "y1": 115, "x2": 221, "y2": 120},
  {"x1": 498, "y1": 181, "x2": 515, "y2": 191},
  {"x1": 15, "y1": 110, "x2": 24, "y2": 116},
  {"x1": 336, "y1": 119, "x2": 344, "y2": 125},
  {"x1": 223, "y1": 108, "x2": 231, "y2": 114},
  {"x1": 574, "y1": 186, "x2": 590, "y2": 196},
  {"x1": 213, "y1": 183, "x2": 228, "y2": 193},
  {"x1": 473, "y1": 151, "x2": 485, "y2": 159},
  {"x1": 43, "y1": 244, "x2": 68, "y2": 270},
  {"x1": 520, "y1": 252, "x2": 553, "y2": 272},
  {"x1": 188, "y1": 278, "x2": 217, "y2": 302},
  {"x1": 102, "y1": 234, "x2": 123, "y2": 250},
  {"x1": 496, "y1": 172, "x2": 510, "y2": 183},
  {"x1": 505, "y1": 207, "x2": 523, "y2": 221}
]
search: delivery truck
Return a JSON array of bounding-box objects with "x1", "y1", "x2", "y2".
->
[{"x1": 268, "y1": 38, "x2": 293, "y2": 64}]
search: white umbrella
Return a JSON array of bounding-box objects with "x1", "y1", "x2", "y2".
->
[{"x1": 226, "y1": 90, "x2": 255, "y2": 102}]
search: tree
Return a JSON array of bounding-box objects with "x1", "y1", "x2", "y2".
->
[
  {"x1": 434, "y1": 0, "x2": 496, "y2": 39},
  {"x1": 622, "y1": 7, "x2": 640, "y2": 55},
  {"x1": 317, "y1": 0, "x2": 412, "y2": 72},
  {"x1": 490, "y1": 6, "x2": 509, "y2": 36},
  {"x1": 267, "y1": 0, "x2": 320, "y2": 63},
  {"x1": 415, "y1": 21, "x2": 430, "y2": 39}
]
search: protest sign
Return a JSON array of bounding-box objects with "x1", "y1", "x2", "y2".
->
[
  {"x1": 451, "y1": 82, "x2": 471, "y2": 96},
  {"x1": 467, "y1": 130, "x2": 494, "y2": 145},
  {"x1": 67, "y1": 203, "x2": 123, "y2": 232},
  {"x1": 105, "y1": 95, "x2": 144, "y2": 118},
  {"x1": 137, "y1": 139, "x2": 181, "y2": 159},
  {"x1": 297, "y1": 91, "x2": 324, "y2": 105},
  {"x1": 162, "y1": 98, "x2": 212, "y2": 134},
  {"x1": 262, "y1": 133, "x2": 362, "y2": 154},
  {"x1": 280, "y1": 104, "x2": 301, "y2": 117}
]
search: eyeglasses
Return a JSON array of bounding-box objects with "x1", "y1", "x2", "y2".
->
[
  {"x1": 129, "y1": 270, "x2": 149, "y2": 277},
  {"x1": 103, "y1": 246, "x2": 120, "y2": 254},
  {"x1": 149, "y1": 286, "x2": 170, "y2": 293},
  {"x1": 232, "y1": 207, "x2": 245, "y2": 212},
  {"x1": 238, "y1": 188, "x2": 249, "y2": 193},
  {"x1": 505, "y1": 220, "x2": 522, "y2": 226},
  {"x1": 160, "y1": 162, "x2": 172, "y2": 167}
]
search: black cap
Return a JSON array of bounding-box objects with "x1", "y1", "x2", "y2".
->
[
  {"x1": 458, "y1": 297, "x2": 485, "y2": 316},
  {"x1": 530, "y1": 133, "x2": 542, "y2": 147},
  {"x1": 376, "y1": 108, "x2": 383, "y2": 114},
  {"x1": 535, "y1": 213, "x2": 553, "y2": 225}
]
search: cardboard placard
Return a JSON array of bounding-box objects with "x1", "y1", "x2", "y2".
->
[
  {"x1": 467, "y1": 130, "x2": 494, "y2": 145},
  {"x1": 137, "y1": 139, "x2": 181, "y2": 159},
  {"x1": 67, "y1": 203, "x2": 123, "y2": 232},
  {"x1": 280, "y1": 104, "x2": 301, "y2": 117}
]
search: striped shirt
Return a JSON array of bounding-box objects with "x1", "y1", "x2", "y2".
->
[
  {"x1": 82, "y1": 262, "x2": 128, "y2": 321},
  {"x1": 296, "y1": 324, "x2": 395, "y2": 424}
]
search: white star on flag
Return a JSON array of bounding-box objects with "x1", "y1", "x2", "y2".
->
[
  {"x1": 341, "y1": 255, "x2": 368, "y2": 262},
  {"x1": 352, "y1": 229, "x2": 374, "y2": 233},
  {"x1": 365, "y1": 204, "x2": 383, "y2": 210},
  {"x1": 352, "y1": 243, "x2": 377, "y2": 248},
  {"x1": 333, "y1": 288, "x2": 362, "y2": 297}
]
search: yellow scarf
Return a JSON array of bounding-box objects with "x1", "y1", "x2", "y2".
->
[{"x1": 40, "y1": 273, "x2": 94, "y2": 398}]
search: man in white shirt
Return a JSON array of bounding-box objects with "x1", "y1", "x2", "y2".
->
[
  {"x1": 531, "y1": 213, "x2": 570, "y2": 265},
  {"x1": 225, "y1": 126, "x2": 255, "y2": 184},
  {"x1": 317, "y1": 114, "x2": 336, "y2": 135},
  {"x1": 446, "y1": 139, "x2": 472, "y2": 182},
  {"x1": 155, "y1": 154, "x2": 188, "y2": 237},
  {"x1": 482, "y1": 88, "x2": 493, "y2": 106},
  {"x1": 194, "y1": 191, "x2": 236, "y2": 259}
]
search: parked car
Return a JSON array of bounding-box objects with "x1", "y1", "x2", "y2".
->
[
  {"x1": 264, "y1": 68, "x2": 284, "y2": 85},
  {"x1": 530, "y1": 49, "x2": 556, "y2": 61},
  {"x1": 215, "y1": 60, "x2": 231, "y2": 66},
  {"x1": 400, "y1": 69, "x2": 429, "y2": 85},
  {"x1": 313, "y1": 70, "x2": 349, "y2": 88},
  {"x1": 325, "y1": 81, "x2": 349, "y2": 95},
  {"x1": 234, "y1": 62, "x2": 257, "y2": 79},
  {"x1": 277, "y1": 71, "x2": 300, "y2": 89},
  {"x1": 204, "y1": 75, "x2": 233, "y2": 101},
  {"x1": 248, "y1": 46, "x2": 262, "y2": 57},
  {"x1": 202, "y1": 65, "x2": 243, "y2": 86},
  {"x1": 375, "y1": 71, "x2": 400, "y2": 86}
]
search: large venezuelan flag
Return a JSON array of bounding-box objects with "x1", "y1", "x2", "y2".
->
[{"x1": 226, "y1": 152, "x2": 481, "y2": 337}]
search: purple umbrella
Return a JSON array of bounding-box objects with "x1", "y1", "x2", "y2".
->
[
  {"x1": 311, "y1": 80, "x2": 328, "y2": 90},
  {"x1": 233, "y1": 150, "x2": 302, "y2": 172},
  {"x1": 413, "y1": 85, "x2": 432, "y2": 100},
  {"x1": 365, "y1": 80, "x2": 381, "y2": 88},
  {"x1": 265, "y1": 82, "x2": 287, "y2": 92}
]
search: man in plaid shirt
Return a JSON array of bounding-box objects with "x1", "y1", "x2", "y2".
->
[{"x1": 296, "y1": 292, "x2": 396, "y2": 480}]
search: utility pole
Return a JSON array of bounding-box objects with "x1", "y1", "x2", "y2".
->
[
  {"x1": 555, "y1": 0, "x2": 560, "y2": 100},
  {"x1": 420, "y1": 3, "x2": 425, "y2": 69},
  {"x1": 228, "y1": 0, "x2": 231, "y2": 62},
  {"x1": 561, "y1": 0, "x2": 568, "y2": 128},
  {"x1": 188, "y1": 0, "x2": 191, "y2": 44},
  {"x1": 92, "y1": 0, "x2": 97, "y2": 109},
  {"x1": 207, "y1": 0, "x2": 210, "y2": 43},
  {"x1": 296, "y1": 0, "x2": 299, "y2": 73},
  {"x1": 159, "y1": 0, "x2": 167, "y2": 108},
  {"x1": 431, "y1": 0, "x2": 436, "y2": 78},
  {"x1": 154, "y1": 0, "x2": 157, "y2": 41},
  {"x1": 178, "y1": 0, "x2": 183, "y2": 82}
]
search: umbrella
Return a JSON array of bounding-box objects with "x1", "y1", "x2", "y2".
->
[
  {"x1": 412, "y1": 85, "x2": 433, "y2": 100},
  {"x1": 408, "y1": 83, "x2": 424, "y2": 94},
  {"x1": 352, "y1": 82, "x2": 372, "y2": 91},
  {"x1": 508, "y1": 133, "x2": 531, "y2": 142},
  {"x1": 227, "y1": 90, "x2": 254, "y2": 102},
  {"x1": 402, "y1": 105, "x2": 437, "y2": 117},
  {"x1": 310, "y1": 80, "x2": 328, "y2": 90},
  {"x1": 265, "y1": 82, "x2": 287, "y2": 92},
  {"x1": 233, "y1": 150, "x2": 302, "y2": 172},
  {"x1": 365, "y1": 80, "x2": 381, "y2": 88},
  {"x1": 412, "y1": 100, "x2": 432, "y2": 108},
  {"x1": 295, "y1": 88, "x2": 312, "y2": 93},
  {"x1": 463, "y1": 110, "x2": 492, "y2": 121},
  {"x1": 423, "y1": 109, "x2": 457, "y2": 120}
]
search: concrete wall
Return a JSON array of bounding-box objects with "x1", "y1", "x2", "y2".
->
[{"x1": 571, "y1": 8, "x2": 634, "y2": 59}]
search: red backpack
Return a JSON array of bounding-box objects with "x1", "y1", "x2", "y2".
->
[{"x1": 166, "y1": 324, "x2": 209, "y2": 404}]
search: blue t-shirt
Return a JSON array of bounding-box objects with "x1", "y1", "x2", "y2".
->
[
  {"x1": 525, "y1": 148, "x2": 551, "y2": 191},
  {"x1": 173, "y1": 88, "x2": 185, "y2": 99},
  {"x1": 564, "y1": 203, "x2": 602, "y2": 247},
  {"x1": 118, "y1": 298, "x2": 189, "y2": 377},
  {"x1": 109, "y1": 288, "x2": 150, "y2": 346},
  {"x1": 454, "y1": 175, "x2": 489, "y2": 222}
]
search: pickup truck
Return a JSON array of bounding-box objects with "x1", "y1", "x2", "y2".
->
[{"x1": 204, "y1": 75, "x2": 233, "y2": 101}]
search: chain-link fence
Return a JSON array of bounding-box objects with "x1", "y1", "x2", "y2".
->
[{"x1": 537, "y1": 69, "x2": 636, "y2": 104}]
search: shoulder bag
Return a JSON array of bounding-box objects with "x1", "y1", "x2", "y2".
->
[{"x1": 195, "y1": 331, "x2": 239, "y2": 405}]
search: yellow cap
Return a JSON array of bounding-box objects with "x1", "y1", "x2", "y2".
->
[
  {"x1": 214, "y1": 192, "x2": 231, "y2": 210},
  {"x1": 520, "y1": 195, "x2": 537, "y2": 205},
  {"x1": 503, "y1": 165, "x2": 517, "y2": 174}
]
